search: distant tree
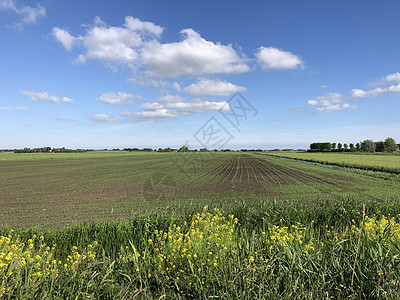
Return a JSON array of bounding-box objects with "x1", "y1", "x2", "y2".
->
[
  {"x1": 349, "y1": 143, "x2": 355, "y2": 151},
  {"x1": 375, "y1": 141, "x2": 385, "y2": 152},
  {"x1": 310, "y1": 142, "x2": 331, "y2": 152},
  {"x1": 178, "y1": 146, "x2": 189, "y2": 152},
  {"x1": 344, "y1": 143, "x2": 348, "y2": 151},
  {"x1": 309, "y1": 143, "x2": 318, "y2": 151},
  {"x1": 199, "y1": 148, "x2": 208, "y2": 152},
  {"x1": 331, "y1": 143, "x2": 336, "y2": 151},
  {"x1": 384, "y1": 137, "x2": 398, "y2": 153},
  {"x1": 361, "y1": 139, "x2": 375, "y2": 152},
  {"x1": 356, "y1": 143, "x2": 361, "y2": 151},
  {"x1": 337, "y1": 143, "x2": 343, "y2": 152}
]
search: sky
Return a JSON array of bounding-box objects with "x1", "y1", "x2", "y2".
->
[{"x1": 0, "y1": 0, "x2": 399, "y2": 150}]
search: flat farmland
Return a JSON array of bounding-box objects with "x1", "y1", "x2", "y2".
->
[
  {"x1": 264, "y1": 151, "x2": 400, "y2": 173},
  {"x1": 1, "y1": 151, "x2": 400, "y2": 228}
]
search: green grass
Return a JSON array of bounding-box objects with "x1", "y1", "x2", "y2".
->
[
  {"x1": 0, "y1": 150, "x2": 153, "y2": 161},
  {"x1": 2, "y1": 200, "x2": 400, "y2": 299},
  {"x1": 264, "y1": 151, "x2": 400, "y2": 173}
]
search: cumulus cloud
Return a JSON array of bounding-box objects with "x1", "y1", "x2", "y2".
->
[
  {"x1": 385, "y1": 72, "x2": 400, "y2": 83},
  {"x1": 121, "y1": 109, "x2": 177, "y2": 122},
  {"x1": 307, "y1": 92, "x2": 357, "y2": 113},
  {"x1": 91, "y1": 113, "x2": 120, "y2": 122},
  {"x1": 53, "y1": 15, "x2": 306, "y2": 86},
  {"x1": 352, "y1": 76, "x2": 400, "y2": 99},
  {"x1": 141, "y1": 102, "x2": 164, "y2": 110},
  {"x1": 0, "y1": 0, "x2": 46, "y2": 30},
  {"x1": 142, "y1": 29, "x2": 250, "y2": 78},
  {"x1": 351, "y1": 72, "x2": 400, "y2": 98},
  {"x1": 120, "y1": 98, "x2": 231, "y2": 123},
  {"x1": 124, "y1": 16, "x2": 163, "y2": 37},
  {"x1": 53, "y1": 16, "x2": 162, "y2": 65},
  {"x1": 53, "y1": 19, "x2": 250, "y2": 78},
  {"x1": 52, "y1": 27, "x2": 78, "y2": 51},
  {"x1": 0, "y1": 106, "x2": 27, "y2": 111},
  {"x1": 255, "y1": 46, "x2": 303, "y2": 71},
  {"x1": 353, "y1": 84, "x2": 400, "y2": 98},
  {"x1": 183, "y1": 78, "x2": 247, "y2": 97},
  {"x1": 156, "y1": 94, "x2": 185, "y2": 103},
  {"x1": 21, "y1": 90, "x2": 74, "y2": 104},
  {"x1": 56, "y1": 116, "x2": 78, "y2": 121},
  {"x1": 165, "y1": 99, "x2": 230, "y2": 114},
  {"x1": 98, "y1": 92, "x2": 134, "y2": 105},
  {"x1": 62, "y1": 97, "x2": 74, "y2": 103},
  {"x1": 351, "y1": 89, "x2": 368, "y2": 98}
]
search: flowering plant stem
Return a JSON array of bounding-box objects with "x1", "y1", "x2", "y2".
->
[{"x1": 351, "y1": 203, "x2": 365, "y2": 296}]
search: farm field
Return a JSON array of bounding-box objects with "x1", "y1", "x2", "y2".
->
[
  {"x1": 1, "y1": 151, "x2": 400, "y2": 228},
  {"x1": 264, "y1": 151, "x2": 400, "y2": 173},
  {"x1": 2, "y1": 152, "x2": 400, "y2": 298}
]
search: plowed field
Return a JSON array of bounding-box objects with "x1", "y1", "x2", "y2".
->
[{"x1": 1, "y1": 151, "x2": 398, "y2": 228}]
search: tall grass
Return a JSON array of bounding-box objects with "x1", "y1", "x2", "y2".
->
[{"x1": 2, "y1": 196, "x2": 400, "y2": 299}]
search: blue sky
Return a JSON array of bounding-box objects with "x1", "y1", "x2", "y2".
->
[{"x1": 0, "y1": 0, "x2": 399, "y2": 149}]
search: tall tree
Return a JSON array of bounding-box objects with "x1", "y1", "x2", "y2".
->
[
  {"x1": 384, "y1": 137, "x2": 398, "y2": 153},
  {"x1": 178, "y1": 146, "x2": 189, "y2": 152},
  {"x1": 361, "y1": 139, "x2": 375, "y2": 152},
  {"x1": 375, "y1": 141, "x2": 385, "y2": 152}
]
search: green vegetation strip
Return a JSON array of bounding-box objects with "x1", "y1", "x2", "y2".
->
[
  {"x1": 2, "y1": 198, "x2": 400, "y2": 299},
  {"x1": 264, "y1": 152, "x2": 400, "y2": 174}
]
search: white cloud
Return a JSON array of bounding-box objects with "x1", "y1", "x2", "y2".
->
[
  {"x1": 77, "y1": 20, "x2": 141, "y2": 64},
  {"x1": 52, "y1": 27, "x2": 78, "y2": 51},
  {"x1": 255, "y1": 46, "x2": 303, "y2": 71},
  {"x1": 385, "y1": 72, "x2": 400, "y2": 83},
  {"x1": 121, "y1": 109, "x2": 177, "y2": 122},
  {"x1": 56, "y1": 116, "x2": 78, "y2": 121},
  {"x1": 171, "y1": 82, "x2": 181, "y2": 92},
  {"x1": 307, "y1": 92, "x2": 356, "y2": 113},
  {"x1": 98, "y1": 92, "x2": 134, "y2": 105},
  {"x1": 183, "y1": 78, "x2": 247, "y2": 97},
  {"x1": 124, "y1": 16, "x2": 163, "y2": 37},
  {"x1": 91, "y1": 113, "x2": 120, "y2": 122},
  {"x1": 53, "y1": 15, "x2": 307, "y2": 86},
  {"x1": 351, "y1": 89, "x2": 368, "y2": 98},
  {"x1": 0, "y1": 0, "x2": 45, "y2": 30},
  {"x1": 142, "y1": 29, "x2": 250, "y2": 78},
  {"x1": 21, "y1": 90, "x2": 74, "y2": 104},
  {"x1": 120, "y1": 98, "x2": 231, "y2": 122},
  {"x1": 62, "y1": 97, "x2": 74, "y2": 103},
  {"x1": 156, "y1": 94, "x2": 185, "y2": 103},
  {"x1": 141, "y1": 102, "x2": 164, "y2": 110},
  {"x1": 352, "y1": 84, "x2": 400, "y2": 98},
  {"x1": 166, "y1": 100, "x2": 230, "y2": 114},
  {"x1": 0, "y1": 106, "x2": 27, "y2": 111},
  {"x1": 53, "y1": 16, "x2": 162, "y2": 66},
  {"x1": 352, "y1": 72, "x2": 400, "y2": 98}
]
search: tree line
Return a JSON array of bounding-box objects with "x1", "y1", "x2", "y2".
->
[
  {"x1": 309, "y1": 137, "x2": 399, "y2": 153},
  {"x1": 14, "y1": 147, "x2": 89, "y2": 153}
]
